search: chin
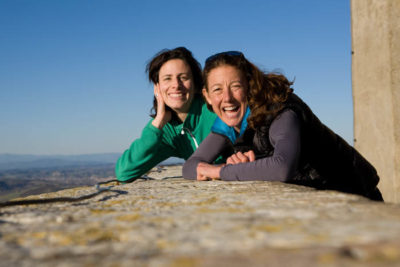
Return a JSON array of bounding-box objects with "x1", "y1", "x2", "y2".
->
[
  {"x1": 219, "y1": 109, "x2": 245, "y2": 128},
  {"x1": 169, "y1": 101, "x2": 188, "y2": 109},
  {"x1": 224, "y1": 119, "x2": 242, "y2": 128}
]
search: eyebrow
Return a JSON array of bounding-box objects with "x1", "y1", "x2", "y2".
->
[
  {"x1": 209, "y1": 82, "x2": 222, "y2": 88},
  {"x1": 210, "y1": 80, "x2": 242, "y2": 86},
  {"x1": 160, "y1": 72, "x2": 190, "y2": 78}
]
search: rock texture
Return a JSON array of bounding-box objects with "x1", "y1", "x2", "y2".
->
[{"x1": 1, "y1": 165, "x2": 400, "y2": 266}]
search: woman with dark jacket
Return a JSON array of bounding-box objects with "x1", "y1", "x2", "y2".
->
[{"x1": 182, "y1": 51, "x2": 383, "y2": 201}]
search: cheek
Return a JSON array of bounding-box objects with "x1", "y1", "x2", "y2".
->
[
  {"x1": 184, "y1": 80, "x2": 193, "y2": 89},
  {"x1": 159, "y1": 84, "x2": 168, "y2": 93},
  {"x1": 237, "y1": 91, "x2": 247, "y2": 104},
  {"x1": 211, "y1": 104, "x2": 220, "y2": 114},
  {"x1": 210, "y1": 97, "x2": 222, "y2": 110}
]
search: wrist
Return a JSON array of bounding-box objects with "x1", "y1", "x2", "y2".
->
[
  {"x1": 216, "y1": 165, "x2": 224, "y2": 179},
  {"x1": 152, "y1": 117, "x2": 166, "y2": 129},
  {"x1": 212, "y1": 165, "x2": 222, "y2": 179}
]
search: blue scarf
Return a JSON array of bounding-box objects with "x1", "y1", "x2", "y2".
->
[{"x1": 211, "y1": 106, "x2": 251, "y2": 144}]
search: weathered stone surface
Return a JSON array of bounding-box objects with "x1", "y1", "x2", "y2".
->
[
  {"x1": 1, "y1": 165, "x2": 400, "y2": 266},
  {"x1": 351, "y1": 0, "x2": 400, "y2": 203}
]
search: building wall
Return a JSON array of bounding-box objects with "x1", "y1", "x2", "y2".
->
[{"x1": 351, "y1": 0, "x2": 400, "y2": 202}]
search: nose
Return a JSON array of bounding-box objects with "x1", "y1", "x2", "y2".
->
[
  {"x1": 172, "y1": 77, "x2": 183, "y2": 88},
  {"x1": 222, "y1": 87, "x2": 233, "y2": 102}
]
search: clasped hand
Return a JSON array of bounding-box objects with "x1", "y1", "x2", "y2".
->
[
  {"x1": 196, "y1": 150, "x2": 256, "y2": 181},
  {"x1": 226, "y1": 150, "x2": 255, "y2": 165}
]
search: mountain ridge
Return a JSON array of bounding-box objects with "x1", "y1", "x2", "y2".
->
[
  {"x1": 0, "y1": 153, "x2": 121, "y2": 171},
  {"x1": 0, "y1": 153, "x2": 183, "y2": 171}
]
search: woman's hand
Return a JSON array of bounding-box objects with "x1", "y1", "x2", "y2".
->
[
  {"x1": 226, "y1": 150, "x2": 256, "y2": 165},
  {"x1": 151, "y1": 84, "x2": 172, "y2": 129},
  {"x1": 196, "y1": 162, "x2": 224, "y2": 181}
]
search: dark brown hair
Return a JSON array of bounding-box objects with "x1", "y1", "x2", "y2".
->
[
  {"x1": 146, "y1": 47, "x2": 203, "y2": 117},
  {"x1": 203, "y1": 52, "x2": 293, "y2": 129}
]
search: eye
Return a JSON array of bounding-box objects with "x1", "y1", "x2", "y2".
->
[
  {"x1": 231, "y1": 83, "x2": 243, "y2": 91},
  {"x1": 180, "y1": 75, "x2": 189, "y2": 81},
  {"x1": 212, "y1": 87, "x2": 222, "y2": 94}
]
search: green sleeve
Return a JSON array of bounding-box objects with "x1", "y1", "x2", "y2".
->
[{"x1": 115, "y1": 121, "x2": 174, "y2": 182}]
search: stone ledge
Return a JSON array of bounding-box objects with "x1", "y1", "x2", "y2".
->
[{"x1": 1, "y1": 165, "x2": 400, "y2": 266}]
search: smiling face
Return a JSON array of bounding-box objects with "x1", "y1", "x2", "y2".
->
[
  {"x1": 203, "y1": 65, "x2": 248, "y2": 132},
  {"x1": 158, "y1": 59, "x2": 195, "y2": 115}
]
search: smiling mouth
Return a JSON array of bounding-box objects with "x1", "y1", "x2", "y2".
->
[
  {"x1": 222, "y1": 106, "x2": 239, "y2": 112},
  {"x1": 223, "y1": 106, "x2": 240, "y2": 114},
  {"x1": 168, "y1": 93, "x2": 185, "y2": 98}
]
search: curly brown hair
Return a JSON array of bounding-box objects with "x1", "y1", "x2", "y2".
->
[{"x1": 203, "y1": 52, "x2": 293, "y2": 129}]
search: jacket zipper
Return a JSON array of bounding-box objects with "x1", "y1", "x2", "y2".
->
[{"x1": 181, "y1": 127, "x2": 199, "y2": 148}]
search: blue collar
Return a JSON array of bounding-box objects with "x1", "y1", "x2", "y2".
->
[{"x1": 211, "y1": 106, "x2": 251, "y2": 144}]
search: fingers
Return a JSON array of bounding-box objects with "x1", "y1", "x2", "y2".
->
[
  {"x1": 244, "y1": 150, "x2": 256, "y2": 162},
  {"x1": 227, "y1": 154, "x2": 240, "y2": 164},
  {"x1": 196, "y1": 163, "x2": 207, "y2": 181},
  {"x1": 227, "y1": 152, "x2": 249, "y2": 165},
  {"x1": 227, "y1": 154, "x2": 240, "y2": 165},
  {"x1": 226, "y1": 157, "x2": 235, "y2": 165},
  {"x1": 226, "y1": 151, "x2": 256, "y2": 165},
  {"x1": 196, "y1": 162, "x2": 221, "y2": 181},
  {"x1": 197, "y1": 174, "x2": 209, "y2": 181},
  {"x1": 154, "y1": 84, "x2": 163, "y2": 106},
  {"x1": 236, "y1": 152, "x2": 249, "y2": 162},
  {"x1": 197, "y1": 164, "x2": 210, "y2": 181},
  {"x1": 151, "y1": 84, "x2": 172, "y2": 129}
]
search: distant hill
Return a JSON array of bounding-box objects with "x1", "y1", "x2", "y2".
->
[
  {"x1": 0, "y1": 164, "x2": 116, "y2": 202},
  {"x1": 0, "y1": 153, "x2": 184, "y2": 202},
  {"x1": 0, "y1": 153, "x2": 122, "y2": 171},
  {"x1": 0, "y1": 153, "x2": 184, "y2": 171}
]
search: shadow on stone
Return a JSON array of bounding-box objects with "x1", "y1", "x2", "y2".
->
[{"x1": 97, "y1": 189, "x2": 128, "y2": 202}]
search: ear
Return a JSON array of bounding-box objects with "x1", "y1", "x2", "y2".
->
[
  {"x1": 153, "y1": 83, "x2": 159, "y2": 95},
  {"x1": 202, "y1": 88, "x2": 212, "y2": 105}
]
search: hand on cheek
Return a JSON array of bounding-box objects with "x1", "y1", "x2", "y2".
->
[{"x1": 152, "y1": 84, "x2": 172, "y2": 129}]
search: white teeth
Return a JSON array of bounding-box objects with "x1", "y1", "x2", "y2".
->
[
  {"x1": 170, "y1": 93, "x2": 183, "y2": 97},
  {"x1": 223, "y1": 106, "x2": 237, "y2": 111}
]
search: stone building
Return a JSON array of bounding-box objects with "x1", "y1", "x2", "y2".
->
[{"x1": 352, "y1": 0, "x2": 400, "y2": 203}]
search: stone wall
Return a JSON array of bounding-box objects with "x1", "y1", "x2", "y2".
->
[
  {"x1": 351, "y1": 0, "x2": 400, "y2": 203},
  {"x1": 1, "y1": 166, "x2": 400, "y2": 266}
]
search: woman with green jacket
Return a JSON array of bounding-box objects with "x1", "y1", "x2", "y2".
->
[{"x1": 115, "y1": 47, "x2": 217, "y2": 182}]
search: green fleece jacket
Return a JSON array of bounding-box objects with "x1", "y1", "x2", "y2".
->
[{"x1": 116, "y1": 96, "x2": 217, "y2": 182}]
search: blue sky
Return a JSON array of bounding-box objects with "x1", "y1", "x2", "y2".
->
[{"x1": 0, "y1": 0, "x2": 352, "y2": 155}]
